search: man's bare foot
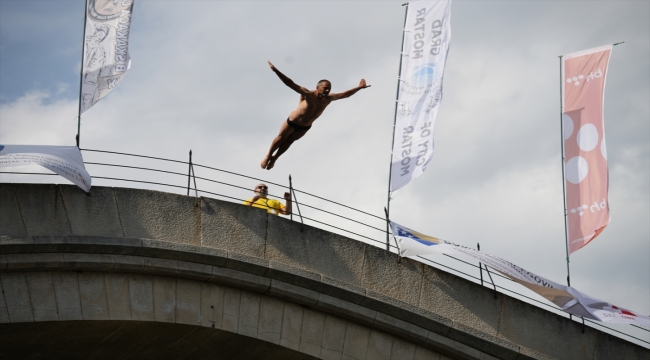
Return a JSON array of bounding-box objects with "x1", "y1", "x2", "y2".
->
[
  {"x1": 266, "y1": 157, "x2": 277, "y2": 170},
  {"x1": 261, "y1": 155, "x2": 271, "y2": 169}
]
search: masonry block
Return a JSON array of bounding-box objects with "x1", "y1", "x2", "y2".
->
[
  {"x1": 128, "y1": 274, "x2": 154, "y2": 321},
  {"x1": 365, "y1": 329, "x2": 394, "y2": 360},
  {"x1": 60, "y1": 185, "x2": 123, "y2": 237},
  {"x1": 201, "y1": 197, "x2": 267, "y2": 257},
  {"x1": 26, "y1": 272, "x2": 58, "y2": 321},
  {"x1": 280, "y1": 302, "x2": 304, "y2": 351},
  {"x1": 114, "y1": 187, "x2": 201, "y2": 245},
  {"x1": 104, "y1": 273, "x2": 131, "y2": 320},
  {"x1": 176, "y1": 279, "x2": 201, "y2": 326},
  {"x1": 78, "y1": 272, "x2": 109, "y2": 320},
  {"x1": 200, "y1": 282, "x2": 224, "y2": 329},
  {"x1": 266, "y1": 215, "x2": 367, "y2": 286},
  {"x1": 12, "y1": 184, "x2": 71, "y2": 236},
  {"x1": 0, "y1": 185, "x2": 27, "y2": 236},
  {"x1": 1, "y1": 272, "x2": 34, "y2": 322},
  {"x1": 257, "y1": 295, "x2": 284, "y2": 344},
  {"x1": 152, "y1": 276, "x2": 176, "y2": 323}
]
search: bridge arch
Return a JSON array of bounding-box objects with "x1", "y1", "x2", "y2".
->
[{"x1": 0, "y1": 183, "x2": 647, "y2": 359}]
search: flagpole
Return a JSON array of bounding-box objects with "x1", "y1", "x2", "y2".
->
[
  {"x1": 385, "y1": 2, "x2": 409, "y2": 251},
  {"x1": 76, "y1": 0, "x2": 88, "y2": 148},
  {"x1": 559, "y1": 55, "x2": 572, "y2": 291}
]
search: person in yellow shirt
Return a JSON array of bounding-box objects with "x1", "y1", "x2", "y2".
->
[{"x1": 243, "y1": 183, "x2": 291, "y2": 216}]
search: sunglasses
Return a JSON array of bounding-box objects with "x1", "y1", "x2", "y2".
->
[{"x1": 256, "y1": 186, "x2": 268, "y2": 190}]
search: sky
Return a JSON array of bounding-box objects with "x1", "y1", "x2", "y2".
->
[{"x1": 1, "y1": 0, "x2": 648, "y2": 345}]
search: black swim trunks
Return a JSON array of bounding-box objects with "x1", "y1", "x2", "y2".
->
[{"x1": 286, "y1": 118, "x2": 311, "y2": 131}]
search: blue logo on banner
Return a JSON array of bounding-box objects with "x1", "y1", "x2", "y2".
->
[
  {"x1": 0, "y1": 145, "x2": 4, "y2": 152},
  {"x1": 412, "y1": 63, "x2": 436, "y2": 85}
]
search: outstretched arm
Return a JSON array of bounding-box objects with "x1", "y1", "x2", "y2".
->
[
  {"x1": 268, "y1": 61, "x2": 311, "y2": 96},
  {"x1": 328, "y1": 79, "x2": 371, "y2": 101}
]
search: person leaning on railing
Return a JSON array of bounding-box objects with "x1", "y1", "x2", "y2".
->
[{"x1": 243, "y1": 183, "x2": 291, "y2": 216}]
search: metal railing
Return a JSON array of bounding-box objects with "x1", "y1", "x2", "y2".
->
[{"x1": 1, "y1": 147, "x2": 648, "y2": 348}]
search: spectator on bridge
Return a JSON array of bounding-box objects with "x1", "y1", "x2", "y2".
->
[{"x1": 243, "y1": 183, "x2": 292, "y2": 216}]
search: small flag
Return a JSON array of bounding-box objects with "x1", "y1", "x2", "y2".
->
[{"x1": 81, "y1": 0, "x2": 135, "y2": 113}]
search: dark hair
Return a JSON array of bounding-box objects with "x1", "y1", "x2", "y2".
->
[{"x1": 317, "y1": 79, "x2": 331, "y2": 86}]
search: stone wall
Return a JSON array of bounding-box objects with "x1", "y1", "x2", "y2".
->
[{"x1": 0, "y1": 183, "x2": 648, "y2": 360}]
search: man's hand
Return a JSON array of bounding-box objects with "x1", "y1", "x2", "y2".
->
[
  {"x1": 359, "y1": 79, "x2": 371, "y2": 89},
  {"x1": 268, "y1": 61, "x2": 277, "y2": 72},
  {"x1": 283, "y1": 192, "x2": 291, "y2": 200}
]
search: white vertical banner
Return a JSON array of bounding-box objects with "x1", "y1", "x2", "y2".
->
[
  {"x1": 390, "y1": 0, "x2": 451, "y2": 192},
  {"x1": 81, "y1": 0, "x2": 135, "y2": 113}
]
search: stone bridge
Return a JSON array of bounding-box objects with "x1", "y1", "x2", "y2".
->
[{"x1": 0, "y1": 184, "x2": 647, "y2": 359}]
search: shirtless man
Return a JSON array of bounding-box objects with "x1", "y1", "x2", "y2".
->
[{"x1": 261, "y1": 61, "x2": 370, "y2": 170}]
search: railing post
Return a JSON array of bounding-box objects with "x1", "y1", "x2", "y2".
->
[
  {"x1": 478, "y1": 243, "x2": 484, "y2": 287},
  {"x1": 187, "y1": 150, "x2": 192, "y2": 196},
  {"x1": 289, "y1": 175, "x2": 304, "y2": 232}
]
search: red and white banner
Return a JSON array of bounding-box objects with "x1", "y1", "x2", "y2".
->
[{"x1": 562, "y1": 45, "x2": 612, "y2": 254}]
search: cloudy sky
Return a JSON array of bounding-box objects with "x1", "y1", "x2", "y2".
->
[{"x1": 1, "y1": 0, "x2": 648, "y2": 343}]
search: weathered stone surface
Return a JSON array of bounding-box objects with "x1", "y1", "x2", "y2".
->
[
  {"x1": 210, "y1": 266, "x2": 270, "y2": 293},
  {"x1": 177, "y1": 260, "x2": 212, "y2": 280},
  {"x1": 0, "y1": 185, "x2": 26, "y2": 236},
  {"x1": 114, "y1": 187, "x2": 201, "y2": 245},
  {"x1": 152, "y1": 276, "x2": 176, "y2": 323},
  {"x1": 26, "y1": 272, "x2": 58, "y2": 321},
  {"x1": 128, "y1": 274, "x2": 154, "y2": 321},
  {"x1": 257, "y1": 295, "x2": 284, "y2": 344},
  {"x1": 342, "y1": 321, "x2": 370, "y2": 360},
  {"x1": 1, "y1": 272, "x2": 34, "y2": 322},
  {"x1": 238, "y1": 291, "x2": 261, "y2": 338},
  {"x1": 12, "y1": 184, "x2": 71, "y2": 236},
  {"x1": 390, "y1": 337, "x2": 417, "y2": 360},
  {"x1": 201, "y1": 197, "x2": 267, "y2": 257},
  {"x1": 200, "y1": 282, "x2": 224, "y2": 329},
  {"x1": 593, "y1": 330, "x2": 650, "y2": 360},
  {"x1": 320, "y1": 315, "x2": 346, "y2": 359},
  {"x1": 5, "y1": 253, "x2": 64, "y2": 269},
  {"x1": 269, "y1": 279, "x2": 319, "y2": 306},
  {"x1": 420, "y1": 265, "x2": 502, "y2": 337},
  {"x1": 300, "y1": 308, "x2": 326, "y2": 358},
  {"x1": 317, "y1": 276, "x2": 367, "y2": 305},
  {"x1": 113, "y1": 255, "x2": 144, "y2": 271},
  {"x1": 267, "y1": 260, "x2": 322, "y2": 290},
  {"x1": 413, "y1": 345, "x2": 441, "y2": 360},
  {"x1": 266, "y1": 216, "x2": 367, "y2": 286},
  {"x1": 104, "y1": 273, "x2": 131, "y2": 320},
  {"x1": 78, "y1": 272, "x2": 109, "y2": 320},
  {"x1": 0, "y1": 275, "x2": 9, "y2": 323},
  {"x1": 362, "y1": 246, "x2": 424, "y2": 307},
  {"x1": 280, "y1": 302, "x2": 304, "y2": 351},
  {"x1": 448, "y1": 322, "x2": 520, "y2": 360},
  {"x1": 63, "y1": 253, "x2": 115, "y2": 270},
  {"x1": 374, "y1": 312, "x2": 429, "y2": 344},
  {"x1": 426, "y1": 330, "x2": 482, "y2": 360},
  {"x1": 498, "y1": 295, "x2": 595, "y2": 360},
  {"x1": 366, "y1": 330, "x2": 394, "y2": 360},
  {"x1": 222, "y1": 287, "x2": 241, "y2": 333},
  {"x1": 60, "y1": 185, "x2": 123, "y2": 237},
  {"x1": 176, "y1": 279, "x2": 201, "y2": 326},
  {"x1": 316, "y1": 293, "x2": 376, "y2": 326}
]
